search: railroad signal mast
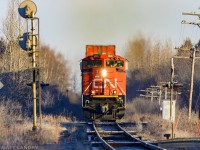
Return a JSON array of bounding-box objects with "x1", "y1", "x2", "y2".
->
[
  {"x1": 140, "y1": 57, "x2": 182, "y2": 122},
  {"x1": 18, "y1": 0, "x2": 40, "y2": 131},
  {"x1": 175, "y1": 10, "x2": 200, "y2": 120},
  {"x1": 160, "y1": 59, "x2": 182, "y2": 139},
  {"x1": 161, "y1": 58, "x2": 182, "y2": 121}
]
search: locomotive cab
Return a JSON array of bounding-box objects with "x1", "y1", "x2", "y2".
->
[{"x1": 81, "y1": 45, "x2": 126, "y2": 121}]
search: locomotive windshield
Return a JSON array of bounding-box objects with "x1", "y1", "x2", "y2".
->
[
  {"x1": 106, "y1": 60, "x2": 124, "y2": 67},
  {"x1": 84, "y1": 60, "x2": 102, "y2": 68}
]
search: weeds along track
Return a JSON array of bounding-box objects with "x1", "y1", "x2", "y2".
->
[{"x1": 90, "y1": 121, "x2": 165, "y2": 150}]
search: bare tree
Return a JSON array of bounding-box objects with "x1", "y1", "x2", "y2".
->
[
  {"x1": 40, "y1": 44, "x2": 70, "y2": 94},
  {"x1": 125, "y1": 34, "x2": 173, "y2": 82},
  {"x1": 1, "y1": 0, "x2": 27, "y2": 73}
]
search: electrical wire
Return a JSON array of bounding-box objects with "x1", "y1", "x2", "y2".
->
[{"x1": 190, "y1": 25, "x2": 195, "y2": 42}]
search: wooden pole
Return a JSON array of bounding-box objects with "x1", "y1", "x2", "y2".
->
[
  {"x1": 170, "y1": 58, "x2": 174, "y2": 121},
  {"x1": 188, "y1": 49, "x2": 196, "y2": 120}
]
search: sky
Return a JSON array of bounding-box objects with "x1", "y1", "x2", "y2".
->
[{"x1": 0, "y1": 0, "x2": 200, "y2": 74}]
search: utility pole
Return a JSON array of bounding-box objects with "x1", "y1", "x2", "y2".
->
[
  {"x1": 170, "y1": 58, "x2": 175, "y2": 139},
  {"x1": 189, "y1": 48, "x2": 196, "y2": 120},
  {"x1": 175, "y1": 10, "x2": 200, "y2": 120},
  {"x1": 139, "y1": 86, "x2": 160, "y2": 102},
  {"x1": 151, "y1": 86, "x2": 162, "y2": 105},
  {"x1": 170, "y1": 58, "x2": 174, "y2": 121},
  {"x1": 174, "y1": 47, "x2": 199, "y2": 120}
]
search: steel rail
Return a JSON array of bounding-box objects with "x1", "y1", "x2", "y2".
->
[
  {"x1": 116, "y1": 122, "x2": 165, "y2": 150},
  {"x1": 87, "y1": 130, "x2": 137, "y2": 134},
  {"x1": 92, "y1": 121, "x2": 115, "y2": 150},
  {"x1": 92, "y1": 121, "x2": 165, "y2": 150}
]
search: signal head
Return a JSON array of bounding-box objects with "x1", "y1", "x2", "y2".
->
[
  {"x1": 19, "y1": 33, "x2": 29, "y2": 50},
  {"x1": 19, "y1": 32, "x2": 37, "y2": 51},
  {"x1": 18, "y1": 0, "x2": 37, "y2": 18}
]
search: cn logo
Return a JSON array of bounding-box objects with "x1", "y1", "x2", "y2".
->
[{"x1": 93, "y1": 78, "x2": 117, "y2": 88}]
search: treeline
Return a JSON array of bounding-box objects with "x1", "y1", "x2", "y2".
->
[
  {"x1": 126, "y1": 34, "x2": 173, "y2": 81},
  {"x1": 125, "y1": 34, "x2": 173, "y2": 99},
  {"x1": 125, "y1": 34, "x2": 200, "y2": 110},
  {"x1": 0, "y1": 0, "x2": 81, "y2": 119}
]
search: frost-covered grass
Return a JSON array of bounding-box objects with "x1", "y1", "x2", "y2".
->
[
  {"x1": 0, "y1": 100, "x2": 71, "y2": 146},
  {"x1": 122, "y1": 98, "x2": 199, "y2": 140}
]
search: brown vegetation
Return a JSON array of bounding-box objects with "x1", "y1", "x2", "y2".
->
[
  {"x1": 40, "y1": 44, "x2": 70, "y2": 94},
  {"x1": 125, "y1": 34, "x2": 173, "y2": 82},
  {"x1": 123, "y1": 98, "x2": 200, "y2": 140},
  {"x1": 125, "y1": 34, "x2": 175, "y2": 101},
  {"x1": 0, "y1": 0, "x2": 77, "y2": 111},
  {"x1": 0, "y1": 0, "x2": 79, "y2": 146},
  {"x1": 1, "y1": 0, "x2": 200, "y2": 147},
  {"x1": 125, "y1": 34, "x2": 200, "y2": 120},
  {"x1": 0, "y1": 100, "x2": 71, "y2": 146}
]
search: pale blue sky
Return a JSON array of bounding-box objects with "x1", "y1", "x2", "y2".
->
[{"x1": 0, "y1": 0, "x2": 200, "y2": 70}]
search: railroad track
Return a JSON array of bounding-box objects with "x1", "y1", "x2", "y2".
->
[{"x1": 89, "y1": 121, "x2": 165, "y2": 150}]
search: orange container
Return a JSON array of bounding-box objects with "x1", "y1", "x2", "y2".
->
[{"x1": 86, "y1": 45, "x2": 115, "y2": 57}]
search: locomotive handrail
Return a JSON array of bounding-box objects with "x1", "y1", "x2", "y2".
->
[
  {"x1": 116, "y1": 82, "x2": 126, "y2": 95},
  {"x1": 82, "y1": 81, "x2": 93, "y2": 95}
]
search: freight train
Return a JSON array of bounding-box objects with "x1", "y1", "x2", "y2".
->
[{"x1": 80, "y1": 45, "x2": 127, "y2": 121}]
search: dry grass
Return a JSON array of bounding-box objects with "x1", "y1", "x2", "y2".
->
[
  {"x1": 123, "y1": 98, "x2": 200, "y2": 140},
  {"x1": 0, "y1": 100, "x2": 71, "y2": 146}
]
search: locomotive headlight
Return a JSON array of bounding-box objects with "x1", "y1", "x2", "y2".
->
[{"x1": 102, "y1": 69, "x2": 107, "y2": 77}]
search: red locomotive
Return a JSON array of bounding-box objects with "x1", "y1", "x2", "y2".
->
[{"x1": 81, "y1": 45, "x2": 127, "y2": 120}]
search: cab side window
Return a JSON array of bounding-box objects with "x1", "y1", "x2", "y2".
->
[
  {"x1": 83, "y1": 60, "x2": 102, "y2": 68},
  {"x1": 106, "y1": 60, "x2": 124, "y2": 67}
]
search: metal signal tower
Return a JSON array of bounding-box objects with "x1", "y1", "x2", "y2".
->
[{"x1": 18, "y1": 0, "x2": 39, "y2": 130}]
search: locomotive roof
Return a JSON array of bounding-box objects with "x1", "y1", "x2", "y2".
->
[{"x1": 86, "y1": 45, "x2": 116, "y2": 57}]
